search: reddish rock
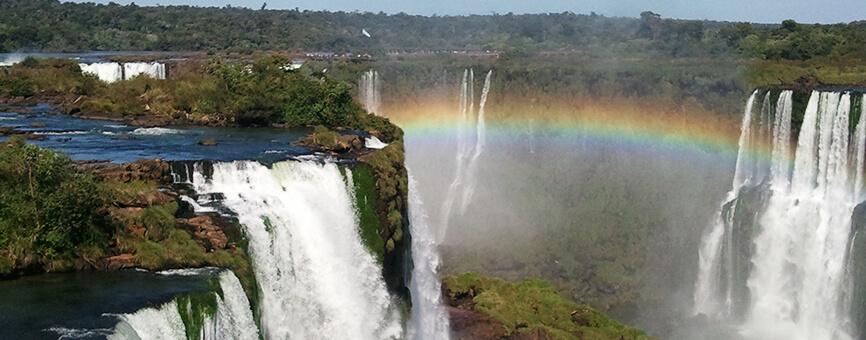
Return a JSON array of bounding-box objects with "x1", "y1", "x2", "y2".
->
[
  {"x1": 448, "y1": 306, "x2": 509, "y2": 340},
  {"x1": 77, "y1": 159, "x2": 172, "y2": 184},
  {"x1": 106, "y1": 254, "x2": 137, "y2": 270},
  {"x1": 177, "y1": 215, "x2": 229, "y2": 251},
  {"x1": 108, "y1": 207, "x2": 147, "y2": 237}
]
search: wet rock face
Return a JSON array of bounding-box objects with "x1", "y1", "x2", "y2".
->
[{"x1": 77, "y1": 159, "x2": 172, "y2": 184}]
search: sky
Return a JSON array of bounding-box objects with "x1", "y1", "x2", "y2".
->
[{"x1": 68, "y1": 0, "x2": 866, "y2": 24}]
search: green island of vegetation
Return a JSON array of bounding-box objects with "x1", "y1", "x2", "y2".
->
[{"x1": 444, "y1": 272, "x2": 652, "y2": 339}]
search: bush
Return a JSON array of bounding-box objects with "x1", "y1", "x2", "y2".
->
[{"x1": 0, "y1": 138, "x2": 110, "y2": 270}]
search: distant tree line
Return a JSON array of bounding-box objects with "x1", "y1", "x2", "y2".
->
[{"x1": 0, "y1": 0, "x2": 864, "y2": 61}]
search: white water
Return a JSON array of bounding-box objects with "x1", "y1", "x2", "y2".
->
[
  {"x1": 132, "y1": 127, "x2": 183, "y2": 135},
  {"x1": 437, "y1": 69, "x2": 493, "y2": 242},
  {"x1": 360, "y1": 70, "x2": 382, "y2": 115},
  {"x1": 79, "y1": 62, "x2": 166, "y2": 83},
  {"x1": 0, "y1": 54, "x2": 24, "y2": 67},
  {"x1": 124, "y1": 62, "x2": 167, "y2": 80},
  {"x1": 407, "y1": 175, "x2": 451, "y2": 340},
  {"x1": 192, "y1": 160, "x2": 402, "y2": 339},
  {"x1": 179, "y1": 195, "x2": 217, "y2": 213},
  {"x1": 694, "y1": 90, "x2": 760, "y2": 317},
  {"x1": 365, "y1": 136, "x2": 389, "y2": 149},
  {"x1": 108, "y1": 300, "x2": 187, "y2": 340},
  {"x1": 203, "y1": 271, "x2": 260, "y2": 340},
  {"x1": 109, "y1": 270, "x2": 257, "y2": 340},
  {"x1": 695, "y1": 90, "x2": 864, "y2": 340},
  {"x1": 80, "y1": 63, "x2": 124, "y2": 83},
  {"x1": 459, "y1": 70, "x2": 493, "y2": 214}
]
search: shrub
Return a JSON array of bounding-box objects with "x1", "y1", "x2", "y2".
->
[{"x1": 0, "y1": 138, "x2": 111, "y2": 269}]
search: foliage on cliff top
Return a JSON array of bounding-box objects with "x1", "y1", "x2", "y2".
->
[
  {"x1": 2, "y1": 0, "x2": 865, "y2": 63},
  {"x1": 445, "y1": 273, "x2": 651, "y2": 340},
  {"x1": 0, "y1": 136, "x2": 110, "y2": 274},
  {"x1": 0, "y1": 56, "x2": 398, "y2": 137}
]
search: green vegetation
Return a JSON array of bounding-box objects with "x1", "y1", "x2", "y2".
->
[
  {"x1": 2, "y1": 1, "x2": 865, "y2": 63},
  {"x1": 350, "y1": 163, "x2": 386, "y2": 262},
  {"x1": 359, "y1": 139, "x2": 408, "y2": 254},
  {"x1": 445, "y1": 273, "x2": 651, "y2": 340},
  {"x1": 0, "y1": 57, "x2": 391, "y2": 133},
  {"x1": 176, "y1": 290, "x2": 220, "y2": 340},
  {"x1": 0, "y1": 141, "x2": 258, "y2": 310},
  {"x1": 0, "y1": 136, "x2": 110, "y2": 274}
]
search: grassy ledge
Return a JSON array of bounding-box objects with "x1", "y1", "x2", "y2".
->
[{"x1": 444, "y1": 272, "x2": 652, "y2": 340}]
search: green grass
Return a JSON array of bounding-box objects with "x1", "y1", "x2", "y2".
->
[
  {"x1": 445, "y1": 273, "x2": 652, "y2": 340},
  {"x1": 104, "y1": 180, "x2": 158, "y2": 204},
  {"x1": 745, "y1": 58, "x2": 866, "y2": 89},
  {"x1": 139, "y1": 202, "x2": 179, "y2": 241}
]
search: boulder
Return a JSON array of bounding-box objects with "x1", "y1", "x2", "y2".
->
[
  {"x1": 177, "y1": 215, "x2": 229, "y2": 251},
  {"x1": 77, "y1": 159, "x2": 172, "y2": 184},
  {"x1": 106, "y1": 254, "x2": 137, "y2": 270},
  {"x1": 198, "y1": 138, "x2": 218, "y2": 146},
  {"x1": 448, "y1": 306, "x2": 509, "y2": 340}
]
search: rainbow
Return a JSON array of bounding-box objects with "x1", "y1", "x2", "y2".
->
[{"x1": 382, "y1": 99, "x2": 760, "y2": 162}]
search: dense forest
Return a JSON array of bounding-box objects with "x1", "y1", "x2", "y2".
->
[{"x1": 1, "y1": 0, "x2": 865, "y2": 61}]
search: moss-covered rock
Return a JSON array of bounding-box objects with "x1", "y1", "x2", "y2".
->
[
  {"x1": 357, "y1": 131, "x2": 410, "y2": 295},
  {"x1": 444, "y1": 273, "x2": 652, "y2": 340},
  {"x1": 351, "y1": 163, "x2": 386, "y2": 262},
  {"x1": 176, "y1": 290, "x2": 220, "y2": 340}
]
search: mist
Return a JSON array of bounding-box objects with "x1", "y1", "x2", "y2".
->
[{"x1": 386, "y1": 73, "x2": 741, "y2": 337}]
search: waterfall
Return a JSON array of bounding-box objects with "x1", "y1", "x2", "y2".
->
[
  {"x1": 79, "y1": 63, "x2": 123, "y2": 83},
  {"x1": 204, "y1": 271, "x2": 260, "y2": 340},
  {"x1": 108, "y1": 270, "x2": 257, "y2": 340},
  {"x1": 79, "y1": 62, "x2": 166, "y2": 83},
  {"x1": 854, "y1": 95, "x2": 866, "y2": 201},
  {"x1": 438, "y1": 69, "x2": 493, "y2": 242},
  {"x1": 360, "y1": 70, "x2": 382, "y2": 115},
  {"x1": 124, "y1": 62, "x2": 167, "y2": 80},
  {"x1": 192, "y1": 160, "x2": 402, "y2": 340},
  {"x1": 459, "y1": 70, "x2": 493, "y2": 214},
  {"x1": 407, "y1": 174, "x2": 451, "y2": 340},
  {"x1": 695, "y1": 90, "x2": 865, "y2": 340},
  {"x1": 693, "y1": 90, "x2": 760, "y2": 317},
  {"x1": 109, "y1": 300, "x2": 187, "y2": 340}
]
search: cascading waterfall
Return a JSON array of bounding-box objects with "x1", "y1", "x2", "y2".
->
[
  {"x1": 459, "y1": 70, "x2": 493, "y2": 213},
  {"x1": 109, "y1": 300, "x2": 187, "y2": 340},
  {"x1": 360, "y1": 70, "x2": 382, "y2": 115},
  {"x1": 407, "y1": 174, "x2": 451, "y2": 340},
  {"x1": 202, "y1": 271, "x2": 260, "y2": 340},
  {"x1": 192, "y1": 160, "x2": 402, "y2": 340},
  {"x1": 695, "y1": 90, "x2": 866, "y2": 340},
  {"x1": 124, "y1": 62, "x2": 167, "y2": 80},
  {"x1": 694, "y1": 90, "x2": 759, "y2": 318},
  {"x1": 437, "y1": 69, "x2": 492, "y2": 242},
  {"x1": 109, "y1": 271, "x2": 256, "y2": 340},
  {"x1": 79, "y1": 62, "x2": 123, "y2": 83},
  {"x1": 79, "y1": 62, "x2": 167, "y2": 83}
]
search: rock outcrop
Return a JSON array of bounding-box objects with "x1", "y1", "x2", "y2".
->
[
  {"x1": 177, "y1": 215, "x2": 230, "y2": 251},
  {"x1": 77, "y1": 159, "x2": 172, "y2": 184}
]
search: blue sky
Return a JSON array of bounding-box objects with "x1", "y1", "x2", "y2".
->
[{"x1": 67, "y1": 0, "x2": 865, "y2": 24}]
